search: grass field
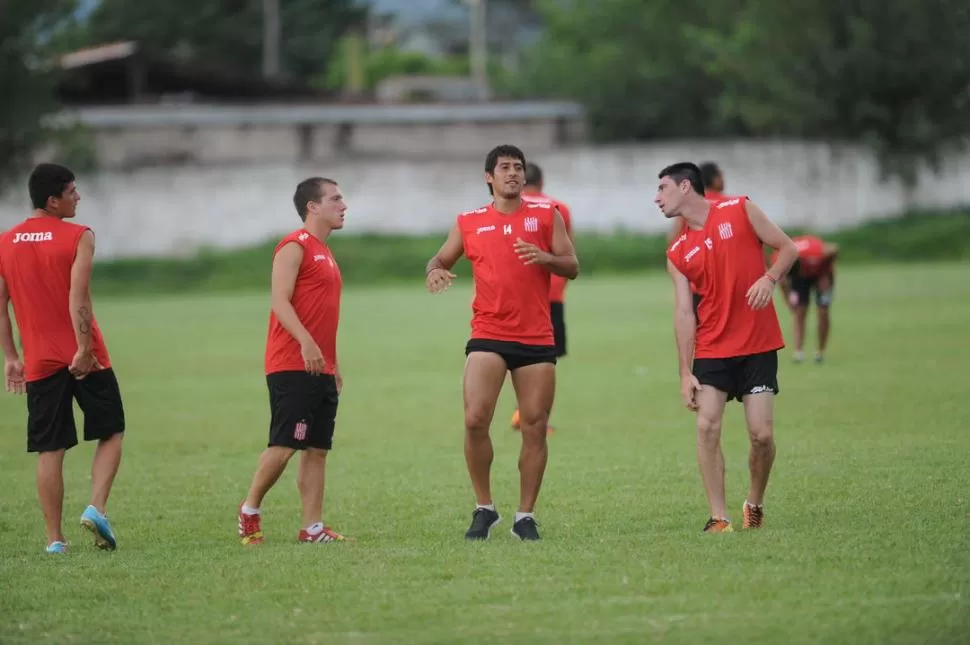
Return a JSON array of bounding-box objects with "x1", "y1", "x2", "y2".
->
[{"x1": 1, "y1": 262, "x2": 968, "y2": 644}]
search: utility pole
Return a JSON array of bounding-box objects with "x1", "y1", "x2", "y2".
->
[
  {"x1": 467, "y1": 0, "x2": 489, "y2": 100},
  {"x1": 262, "y1": 0, "x2": 281, "y2": 79}
]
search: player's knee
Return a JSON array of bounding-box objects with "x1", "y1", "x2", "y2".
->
[
  {"x1": 748, "y1": 422, "x2": 774, "y2": 446},
  {"x1": 696, "y1": 415, "x2": 722, "y2": 443},
  {"x1": 518, "y1": 408, "x2": 548, "y2": 435},
  {"x1": 464, "y1": 408, "x2": 492, "y2": 434}
]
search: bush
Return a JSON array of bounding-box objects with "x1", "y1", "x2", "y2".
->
[{"x1": 91, "y1": 209, "x2": 970, "y2": 296}]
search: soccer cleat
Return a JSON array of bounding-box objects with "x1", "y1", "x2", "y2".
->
[
  {"x1": 511, "y1": 516, "x2": 541, "y2": 541},
  {"x1": 742, "y1": 502, "x2": 765, "y2": 529},
  {"x1": 238, "y1": 504, "x2": 264, "y2": 545},
  {"x1": 465, "y1": 507, "x2": 501, "y2": 540},
  {"x1": 703, "y1": 517, "x2": 734, "y2": 533},
  {"x1": 46, "y1": 541, "x2": 68, "y2": 554},
  {"x1": 80, "y1": 505, "x2": 117, "y2": 550},
  {"x1": 814, "y1": 352, "x2": 825, "y2": 364},
  {"x1": 793, "y1": 351, "x2": 805, "y2": 364},
  {"x1": 298, "y1": 525, "x2": 346, "y2": 543}
]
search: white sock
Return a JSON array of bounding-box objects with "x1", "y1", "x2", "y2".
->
[
  {"x1": 241, "y1": 504, "x2": 260, "y2": 515},
  {"x1": 515, "y1": 512, "x2": 534, "y2": 523},
  {"x1": 477, "y1": 503, "x2": 495, "y2": 512},
  {"x1": 745, "y1": 500, "x2": 763, "y2": 509},
  {"x1": 305, "y1": 522, "x2": 324, "y2": 534}
]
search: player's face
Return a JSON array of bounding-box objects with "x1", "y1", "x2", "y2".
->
[
  {"x1": 487, "y1": 157, "x2": 525, "y2": 199},
  {"x1": 309, "y1": 182, "x2": 347, "y2": 230},
  {"x1": 654, "y1": 176, "x2": 689, "y2": 218},
  {"x1": 50, "y1": 182, "x2": 80, "y2": 219}
]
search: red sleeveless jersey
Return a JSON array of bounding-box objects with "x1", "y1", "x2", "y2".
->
[
  {"x1": 667, "y1": 197, "x2": 785, "y2": 359},
  {"x1": 264, "y1": 230, "x2": 342, "y2": 375},
  {"x1": 0, "y1": 217, "x2": 112, "y2": 382},
  {"x1": 521, "y1": 191, "x2": 572, "y2": 303},
  {"x1": 457, "y1": 201, "x2": 556, "y2": 345}
]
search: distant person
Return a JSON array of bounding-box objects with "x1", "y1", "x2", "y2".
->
[
  {"x1": 238, "y1": 177, "x2": 348, "y2": 545},
  {"x1": 667, "y1": 161, "x2": 731, "y2": 244},
  {"x1": 424, "y1": 144, "x2": 578, "y2": 541},
  {"x1": 511, "y1": 162, "x2": 574, "y2": 435},
  {"x1": 659, "y1": 161, "x2": 797, "y2": 533},
  {"x1": 775, "y1": 235, "x2": 839, "y2": 363},
  {"x1": 0, "y1": 163, "x2": 125, "y2": 554}
]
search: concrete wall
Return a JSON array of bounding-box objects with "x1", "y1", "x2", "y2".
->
[{"x1": 3, "y1": 140, "x2": 969, "y2": 260}]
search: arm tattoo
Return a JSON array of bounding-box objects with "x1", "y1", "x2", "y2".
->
[{"x1": 77, "y1": 306, "x2": 92, "y2": 335}]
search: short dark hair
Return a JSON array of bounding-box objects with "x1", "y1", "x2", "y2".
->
[
  {"x1": 485, "y1": 144, "x2": 526, "y2": 175},
  {"x1": 484, "y1": 145, "x2": 526, "y2": 195},
  {"x1": 525, "y1": 162, "x2": 543, "y2": 187},
  {"x1": 293, "y1": 177, "x2": 337, "y2": 221},
  {"x1": 699, "y1": 161, "x2": 721, "y2": 189},
  {"x1": 28, "y1": 163, "x2": 75, "y2": 210},
  {"x1": 658, "y1": 162, "x2": 705, "y2": 196}
]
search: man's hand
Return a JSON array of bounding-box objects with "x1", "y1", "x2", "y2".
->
[
  {"x1": 68, "y1": 350, "x2": 101, "y2": 380},
  {"x1": 681, "y1": 373, "x2": 701, "y2": 411},
  {"x1": 335, "y1": 366, "x2": 343, "y2": 395},
  {"x1": 4, "y1": 358, "x2": 25, "y2": 394},
  {"x1": 426, "y1": 268, "x2": 456, "y2": 294},
  {"x1": 513, "y1": 238, "x2": 552, "y2": 266},
  {"x1": 746, "y1": 276, "x2": 776, "y2": 310},
  {"x1": 301, "y1": 339, "x2": 325, "y2": 375}
]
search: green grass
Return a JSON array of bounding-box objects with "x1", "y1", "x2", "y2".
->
[
  {"x1": 89, "y1": 208, "x2": 970, "y2": 295},
  {"x1": 1, "y1": 263, "x2": 969, "y2": 644}
]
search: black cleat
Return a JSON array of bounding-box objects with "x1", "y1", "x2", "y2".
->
[
  {"x1": 511, "y1": 516, "x2": 541, "y2": 541},
  {"x1": 465, "y1": 507, "x2": 501, "y2": 540}
]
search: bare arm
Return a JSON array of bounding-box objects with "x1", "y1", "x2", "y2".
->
[
  {"x1": 425, "y1": 223, "x2": 464, "y2": 274},
  {"x1": 0, "y1": 276, "x2": 19, "y2": 361},
  {"x1": 822, "y1": 242, "x2": 839, "y2": 260},
  {"x1": 668, "y1": 259, "x2": 696, "y2": 377},
  {"x1": 70, "y1": 230, "x2": 97, "y2": 353},
  {"x1": 745, "y1": 200, "x2": 798, "y2": 282},
  {"x1": 271, "y1": 242, "x2": 314, "y2": 346},
  {"x1": 546, "y1": 209, "x2": 579, "y2": 279}
]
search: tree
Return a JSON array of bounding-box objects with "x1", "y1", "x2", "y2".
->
[
  {"x1": 0, "y1": 0, "x2": 79, "y2": 194},
  {"x1": 695, "y1": 0, "x2": 970, "y2": 183},
  {"x1": 505, "y1": 0, "x2": 743, "y2": 140},
  {"x1": 69, "y1": 0, "x2": 367, "y2": 82}
]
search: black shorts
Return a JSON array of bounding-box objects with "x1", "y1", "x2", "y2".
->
[
  {"x1": 789, "y1": 265, "x2": 835, "y2": 308},
  {"x1": 692, "y1": 350, "x2": 779, "y2": 403},
  {"x1": 26, "y1": 367, "x2": 125, "y2": 453},
  {"x1": 266, "y1": 371, "x2": 339, "y2": 451},
  {"x1": 551, "y1": 301, "x2": 567, "y2": 358},
  {"x1": 465, "y1": 339, "x2": 557, "y2": 371}
]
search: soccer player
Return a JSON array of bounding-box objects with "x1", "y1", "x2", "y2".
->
[
  {"x1": 0, "y1": 163, "x2": 125, "y2": 554},
  {"x1": 510, "y1": 161, "x2": 574, "y2": 435},
  {"x1": 776, "y1": 235, "x2": 839, "y2": 363},
  {"x1": 425, "y1": 145, "x2": 579, "y2": 541},
  {"x1": 238, "y1": 177, "x2": 347, "y2": 545},
  {"x1": 659, "y1": 162, "x2": 798, "y2": 533}
]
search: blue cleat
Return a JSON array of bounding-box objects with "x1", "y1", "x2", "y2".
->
[
  {"x1": 46, "y1": 541, "x2": 68, "y2": 554},
  {"x1": 80, "y1": 505, "x2": 117, "y2": 551}
]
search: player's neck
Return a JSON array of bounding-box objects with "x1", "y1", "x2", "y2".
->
[
  {"x1": 679, "y1": 198, "x2": 711, "y2": 230},
  {"x1": 30, "y1": 208, "x2": 62, "y2": 220},
  {"x1": 303, "y1": 220, "x2": 332, "y2": 243},
  {"x1": 492, "y1": 196, "x2": 522, "y2": 215}
]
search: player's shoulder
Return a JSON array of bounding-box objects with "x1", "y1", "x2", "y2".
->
[
  {"x1": 712, "y1": 195, "x2": 748, "y2": 211},
  {"x1": 458, "y1": 205, "x2": 490, "y2": 218},
  {"x1": 274, "y1": 229, "x2": 313, "y2": 253},
  {"x1": 667, "y1": 230, "x2": 689, "y2": 255}
]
